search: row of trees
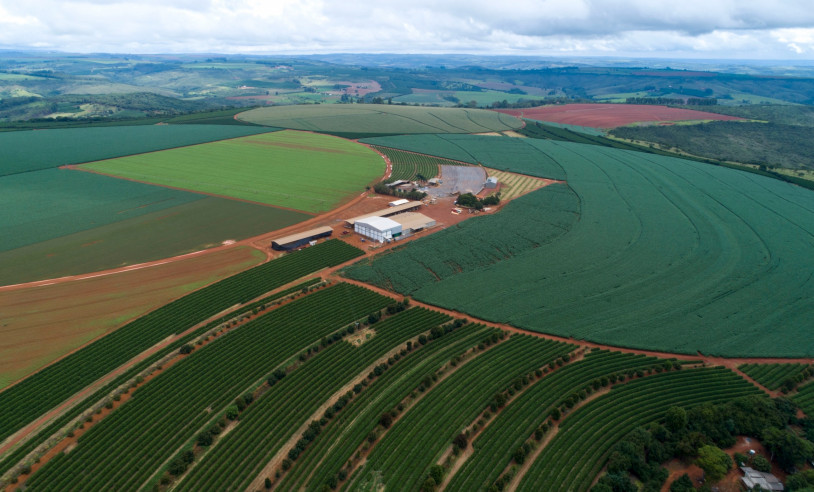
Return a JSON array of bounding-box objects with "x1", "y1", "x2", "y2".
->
[{"x1": 456, "y1": 192, "x2": 501, "y2": 210}]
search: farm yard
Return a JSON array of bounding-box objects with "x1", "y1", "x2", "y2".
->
[
  {"x1": 236, "y1": 104, "x2": 523, "y2": 135},
  {"x1": 81, "y1": 130, "x2": 384, "y2": 213},
  {"x1": 496, "y1": 103, "x2": 745, "y2": 129},
  {"x1": 3, "y1": 100, "x2": 814, "y2": 492}
]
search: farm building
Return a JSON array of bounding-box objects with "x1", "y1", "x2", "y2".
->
[
  {"x1": 391, "y1": 212, "x2": 436, "y2": 235},
  {"x1": 355, "y1": 216, "x2": 402, "y2": 242},
  {"x1": 386, "y1": 180, "x2": 409, "y2": 187},
  {"x1": 428, "y1": 177, "x2": 441, "y2": 186},
  {"x1": 484, "y1": 176, "x2": 499, "y2": 189},
  {"x1": 739, "y1": 467, "x2": 783, "y2": 491},
  {"x1": 389, "y1": 198, "x2": 410, "y2": 207},
  {"x1": 345, "y1": 201, "x2": 423, "y2": 227},
  {"x1": 271, "y1": 226, "x2": 333, "y2": 251}
]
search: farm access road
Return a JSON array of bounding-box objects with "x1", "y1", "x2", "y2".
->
[{"x1": 330, "y1": 275, "x2": 810, "y2": 398}]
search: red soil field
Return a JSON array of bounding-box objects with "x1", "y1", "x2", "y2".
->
[
  {"x1": 496, "y1": 103, "x2": 743, "y2": 129},
  {"x1": 0, "y1": 246, "x2": 263, "y2": 390}
]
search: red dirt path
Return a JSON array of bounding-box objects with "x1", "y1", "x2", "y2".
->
[{"x1": 496, "y1": 104, "x2": 744, "y2": 129}]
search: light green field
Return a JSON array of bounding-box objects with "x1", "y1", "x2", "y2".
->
[
  {"x1": 82, "y1": 130, "x2": 385, "y2": 213},
  {"x1": 0, "y1": 72, "x2": 42, "y2": 81},
  {"x1": 237, "y1": 104, "x2": 523, "y2": 135}
]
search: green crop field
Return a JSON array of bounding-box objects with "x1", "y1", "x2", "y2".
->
[
  {"x1": 0, "y1": 125, "x2": 274, "y2": 176},
  {"x1": 517, "y1": 368, "x2": 761, "y2": 491},
  {"x1": 0, "y1": 196, "x2": 310, "y2": 285},
  {"x1": 739, "y1": 363, "x2": 813, "y2": 391},
  {"x1": 361, "y1": 134, "x2": 568, "y2": 181},
  {"x1": 82, "y1": 130, "x2": 384, "y2": 213},
  {"x1": 236, "y1": 104, "x2": 523, "y2": 135},
  {"x1": 0, "y1": 169, "x2": 202, "y2": 253},
  {"x1": 345, "y1": 138, "x2": 814, "y2": 358}
]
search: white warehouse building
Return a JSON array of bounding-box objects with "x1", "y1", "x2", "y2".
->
[{"x1": 354, "y1": 216, "x2": 402, "y2": 242}]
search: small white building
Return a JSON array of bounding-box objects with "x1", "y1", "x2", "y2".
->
[
  {"x1": 484, "y1": 176, "x2": 499, "y2": 189},
  {"x1": 355, "y1": 216, "x2": 402, "y2": 242},
  {"x1": 389, "y1": 198, "x2": 410, "y2": 207}
]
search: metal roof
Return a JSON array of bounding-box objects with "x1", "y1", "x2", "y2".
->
[
  {"x1": 355, "y1": 216, "x2": 402, "y2": 232},
  {"x1": 390, "y1": 212, "x2": 435, "y2": 231},
  {"x1": 346, "y1": 201, "x2": 423, "y2": 225},
  {"x1": 272, "y1": 226, "x2": 333, "y2": 246}
]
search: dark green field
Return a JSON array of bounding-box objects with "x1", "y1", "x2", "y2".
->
[
  {"x1": 0, "y1": 197, "x2": 308, "y2": 285},
  {"x1": 346, "y1": 138, "x2": 814, "y2": 357},
  {"x1": 0, "y1": 125, "x2": 274, "y2": 176}
]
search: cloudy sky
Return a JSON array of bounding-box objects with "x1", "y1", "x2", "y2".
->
[{"x1": 1, "y1": 0, "x2": 814, "y2": 59}]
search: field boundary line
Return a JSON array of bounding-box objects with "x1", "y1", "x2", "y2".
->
[{"x1": 332, "y1": 277, "x2": 814, "y2": 385}]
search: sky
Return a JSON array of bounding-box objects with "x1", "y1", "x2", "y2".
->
[{"x1": 1, "y1": 0, "x2": 814, "y2": 59}]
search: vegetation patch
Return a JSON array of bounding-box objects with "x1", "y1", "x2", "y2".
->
[
  {"x1": 82, "y1": 130, "x2": 384, "y2": 213},
  {"x1": 610, "y1": 120, "x2": 814, "y2": 170}
]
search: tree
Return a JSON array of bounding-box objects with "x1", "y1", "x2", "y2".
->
[
  {"x1": 669, "y1": 474, "x2": 694, "y2": 492},
  {"x1": 379, "y1": 412, "x2": 393, "y2": 429},
  {"x1": 665, "y1": 406, "x2": 688, "y2": 432},
  {"x1": 428, "y1": 465, "x2": 444, "y2": 485},
  {"x1": 265, "y1": 477, "x2": 273, "y2": 489},
  {"x1": 695, "y1": 445, "x2": 731, "y2": 482},
  {"x1": 453, "y1": 433, "x2": 468, "y2": 449},
  {"x1": 752, "y1": 454, "x2": 771, "y2": 473},
  {"x1": 763, "y1": 427, "x2": 814, "y2": 471}
]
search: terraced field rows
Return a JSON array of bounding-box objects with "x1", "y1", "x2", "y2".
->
[
  {"x1": 0, "y1": 240, "x2": 363, "y2": 447},
  {"x1": 25, "y1": 284, "x2": 390, "y2": 491},
  {"x1": 349, "y1": 335, "x2": 575, "y2": 491},
  {"x1": 794, "y1": 381, "x2": 814, "y2": 416},
  {"x1": 175, "y1": 308, "x2": 452, "y2": 491},
  {"x1": 371, "y1": 145, "x2": 465, "y2": 181},
  {"x1": 277, "y1": 324, "x2": 499, "y2": 491},
  {"x1": 447, "y1": 350, "x2": 667, "y2": 491},
  {"x1": 517, "y1": 367, "x2": 762, "y2": 491},
  {"x1": 739, "y1": 363, "x2": 812, "y2": 390}
]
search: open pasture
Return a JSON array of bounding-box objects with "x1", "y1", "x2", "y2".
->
[
  {"x1": 346, "y1": 139, "x2": 814, "y2": 357},
  {"x1": 81, "y1": 130, "x2": 384, "y2": 213},
  {"x1": 496, "y1": 103, "x2": 744, "y2": 129},
  {"x1": 0, "y1": 246, "x2": 264, "y2": 390},
  {"x1": 236, "y1": 104, "x2": 523, "y2": 135},
  {"x1": 0, "y1": 125, "x2": 273, "y2": 176}
]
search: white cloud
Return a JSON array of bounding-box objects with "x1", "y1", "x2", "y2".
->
[{"x1": 0, "y1": 0, "x2": 813, "y2": 58}]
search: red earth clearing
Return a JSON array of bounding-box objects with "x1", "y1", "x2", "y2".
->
[{"x1": 496, "y1": 103, "x2": 744, "y2": 129}]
